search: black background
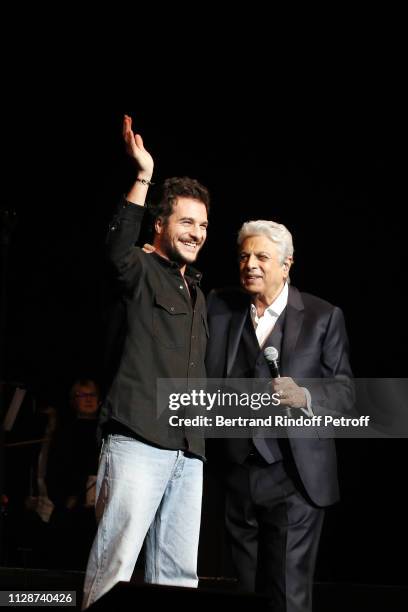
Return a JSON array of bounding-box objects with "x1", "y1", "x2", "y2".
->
[{"x1": 1, "y1": 95, "x2": 406, "y2": 584}]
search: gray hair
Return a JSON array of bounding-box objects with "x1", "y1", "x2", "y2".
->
[{"x1": 237, "y1": 220, "x2": 294, "y2": 265}]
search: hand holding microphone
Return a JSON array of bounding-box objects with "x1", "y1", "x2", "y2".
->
[{"x1": 263, "y1": 346, "x2": 307, "y2": 409}]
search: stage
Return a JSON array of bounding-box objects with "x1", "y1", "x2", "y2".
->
[{"x1": 0, "y1": 567, "x2": 406, "y2": 611}]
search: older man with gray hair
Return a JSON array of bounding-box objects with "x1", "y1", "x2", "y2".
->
[{"x1": 206, "y1": 218, "x2": 353, "y2": 612}]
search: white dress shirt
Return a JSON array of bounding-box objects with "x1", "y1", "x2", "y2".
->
[
  {"x1": 250, "y1": 283, "x2": 288, "y2": 348},
  {"x1": 250, "y1": 283, "x2": 313, "y2": 415}
]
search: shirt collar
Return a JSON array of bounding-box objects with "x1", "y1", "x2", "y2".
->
[
  {"x1": 151, "y1": 252, "x2": 202, "y2": 284},
  {"x1": 250, "y1": 282, "x2": 289, "y2": 319}
]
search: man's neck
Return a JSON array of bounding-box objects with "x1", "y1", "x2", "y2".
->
[
  {"x1": 151, "y1": 244, "x2": 187, "y2": 276},
  {"x1": 252, "y1": 284, "x2": 286, "y2": 317}
]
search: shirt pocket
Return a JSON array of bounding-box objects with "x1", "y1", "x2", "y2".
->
[{"x1": 153, "y1": 293, "x2": 189, "y2": 348}]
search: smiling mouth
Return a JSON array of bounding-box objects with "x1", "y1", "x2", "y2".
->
[
  {"x1": 245, "y1": 275, "x2": 262, "y2": 281},
  {"x1": 180, "y1": 241, "x2": 199, "y2": 251}
]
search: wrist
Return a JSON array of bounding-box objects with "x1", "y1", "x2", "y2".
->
[
  {"x1": 137, "y1": 169, "x2": 153, "y2": 180},
  {"x1": 135, "y1": 173, "x2": 154, "y2": 186}
]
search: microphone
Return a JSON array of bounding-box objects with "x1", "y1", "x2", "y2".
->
[{"x1": 263, "y1": 346, "x2": 280, "y2": 378}]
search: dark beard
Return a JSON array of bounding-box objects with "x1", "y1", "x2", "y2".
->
[
  {"x1": 167, "y1": 246, "x2": 190, "y2": 266},
  {"x1": 162, "y1": 235, "x2": 197, "y2": 266}
]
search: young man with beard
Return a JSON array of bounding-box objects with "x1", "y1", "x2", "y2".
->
[{"x1": 82, "y1": 116, "x2": 210, "y2": 609}]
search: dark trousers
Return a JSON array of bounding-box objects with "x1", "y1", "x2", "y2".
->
[{"x1": 225, "y1": 457, "x2": 324, "y2": 612}]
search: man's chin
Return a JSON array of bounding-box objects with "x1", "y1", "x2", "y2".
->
[
  {"x1": 180, "y1": 244, "x2": 203, "y2": 261},
  {"x1": 241, "y1": 281, "x2": 261, "y2": 295},
  {"x1": 171, "y1": 248, "x2": 199, "y2": 266},
  {"x1": 181, "y1": 255, "x2": 198, "y2": 265}
]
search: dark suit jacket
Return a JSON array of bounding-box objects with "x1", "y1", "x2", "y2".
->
[{"x1": 206, "y1": 286, "x2": 353, "y2": 507}]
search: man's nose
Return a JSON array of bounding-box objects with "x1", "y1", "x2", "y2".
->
[
  {"x1": 189, "y1": 224, "x2": 203, "y2": 240},
  {"x1": 246, "y1": 254, "x2": 258, "y2": 269}
]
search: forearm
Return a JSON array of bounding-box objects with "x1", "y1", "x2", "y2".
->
[
  {"x1": 303, "y1": 307, "x2": 354, "y2": 418},
  {"x1": 122, "y1": 115, "x2": 154, "y2": 206},
  {"x1": 302, "y1": 376, "x2": 355, "y2": 419},
  {"x1": 126, "y1": 170, "x2": 153, "y2": 206},
  {"x1": 106, "y1": 200, "x2": 145, "y2": 287}
]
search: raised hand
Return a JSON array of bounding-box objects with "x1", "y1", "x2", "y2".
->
[{"x1": 123, "y1": 114, "x2": 154, "y2": 178}]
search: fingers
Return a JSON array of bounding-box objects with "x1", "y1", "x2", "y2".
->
[
  {"x1": 134, "y1": 133, "x2": 144, "y2": 150},
  {"x1": 273, "y1": 378, "x2": 307, "y2": 409},
  {"x1": 123, "y1": 115, "x2": 145, "y2": 152},
  {"x1": 123, "y1": 114, "x2": 132, "y2": 138},
  {"x1": 273, "y1": 377, "x2": 293, "y2": 402}
]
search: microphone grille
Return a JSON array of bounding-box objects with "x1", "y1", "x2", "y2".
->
[{"x1": 263, "y1": 346, "x2": 279, "y2": 363}]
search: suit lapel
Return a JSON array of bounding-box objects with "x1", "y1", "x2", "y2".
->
[
  {"x1": 227, "y1": 299, "x2": 249, "y2": 377},
  {"x1": 225, "y1": 287, "x2": 305, "y2": 376},
  {"x1": 281, "y1": 286, "x2": 304, "y2": 374}
]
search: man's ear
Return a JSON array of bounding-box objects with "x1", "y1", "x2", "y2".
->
[
  {"x1": 155, "y1": 217, "x2": 164, "y2": 235},
  {"x1": 283, "y1": 256, "x2": 293, "y2": 273}
]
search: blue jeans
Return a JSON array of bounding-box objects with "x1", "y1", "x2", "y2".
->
[{"x1": 82, "y1": 434, "x2": 203, "y2": 609}]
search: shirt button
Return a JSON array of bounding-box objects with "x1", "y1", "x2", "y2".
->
[
  {"x1": 179, "y1": 285, "x2": 184, "y2": 290},
  {"x1": 170, "y1": 306, "x2": 175, "y2": 311}
]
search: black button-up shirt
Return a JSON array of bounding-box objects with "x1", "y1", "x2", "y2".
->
[{"x1": 99, "y1": 199, "x2": 208, "y2": 458}]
